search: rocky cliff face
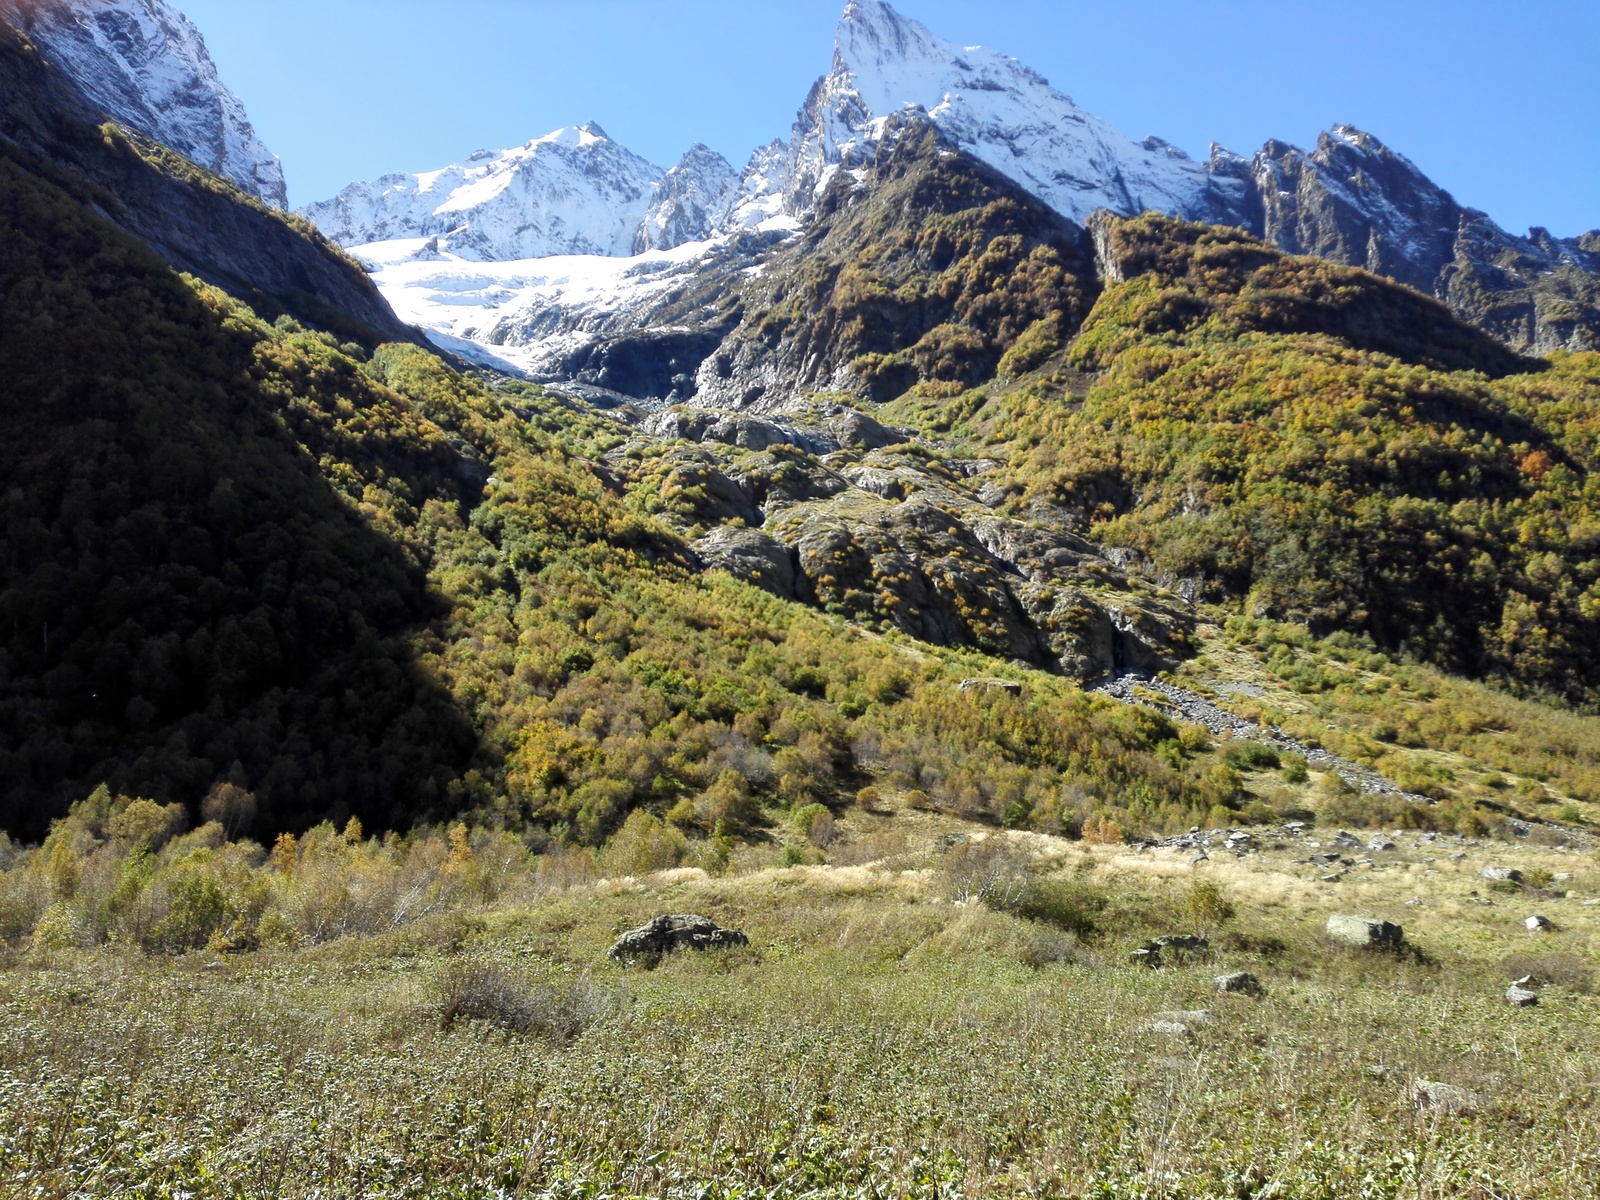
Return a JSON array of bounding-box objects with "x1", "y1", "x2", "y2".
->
[
  {"x1": 1, "y1": 0, "x2": 286, "y2": 207},
  {"x1": 1247, "y1": 127, "x2": 1599, "y2": 353},
  {"x1": 0, "y1": 18, "x2": 412, "y2": 345},
  {"x1": 635, "y1": 144, "x2": 741, "y2": 253}
]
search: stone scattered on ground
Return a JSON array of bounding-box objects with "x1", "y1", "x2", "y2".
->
[
  {"x1": 1130, "y1": 947, "x2": 1161, "y2": 968},
  {"x1": 1506, "y1": 985, "x2": 1541, "y2": 1008},
  {"x1": 1148, "y1": 1010, "x2": 1213, "y2": 1036},
  {"x1": 1481, "y1": 867, "x2": 1523, "y2": 883},
  {"x1": 1216, "y1": 971, "x2": 1264, "y2": 997},
  {"x1": 1326, "y1": 915, "x2": 1404, "y2": 949},
  {"x1": 1093, "y1": 674, "x2": 1434, "y2": 803},
  {"x1": 608, "y1": 914, "x2": 749, "y2": 963},
  {"x1": 1525, "y1": 915, "x2": 1553, "y2": 933},
  {"x1": 1415, "y1": 1081, "x2": 1482, "y2": 1114}
]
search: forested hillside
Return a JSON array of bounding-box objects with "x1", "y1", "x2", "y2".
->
[
  {"x1": 5, "y1": 15, "x2": 1600, "y2": 853},
  {"x1": 0, "y1": 107, "x2": 1225, "y2": 846},
  {"x1": 917, "y1": 215, "x2": 1600, "y2": 704}
]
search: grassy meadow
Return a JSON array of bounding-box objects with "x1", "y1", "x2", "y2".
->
[{"x1": 3, "y1": 796, "x2": 1598, "y2": 1199}]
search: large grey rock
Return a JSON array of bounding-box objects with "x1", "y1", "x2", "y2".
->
[
  {"x1": 694, "y1": 527, "x2": 799, "y2": 599},
  {"x1": 1506, "y1": 985, "x2": 1540, "y2": 1008},
  {"x1": 1153, "y1": 934, "x2": 1210, "y2": 955},
  {"x1": 649, "y1": 451, "x2": 762, "y2": 527},
  {"x1": 828, "y1": 410, "x2": 902, "y2": 451},
  {"x1": 1480, "y1": 867, "x2": 1523, "y2": 883},
  {"x1": 1326, "y1": 915, "x2": 1404, "y2": 949},
  {"x1": 608, "y1": 914, "x2": 749, "y2": 963},
  {"x1": 1216, "y1": 971, "x2": 1264, "y2": 997}
]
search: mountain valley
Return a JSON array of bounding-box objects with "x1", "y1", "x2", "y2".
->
[{"x1": 1, "y1": 1, "x2": 1599, "y2": 1195}]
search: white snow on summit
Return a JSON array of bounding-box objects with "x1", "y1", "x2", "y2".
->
[
  {"x1": 2, "y1": 0, "x2": 287, "y2": 207},
  {"x1": 304, "y1": 123, "x2": 668, "y2": 263},
  {"x1": 310, "y1": 0, "x2": 1263, "y2": 377},
  {"x1": 784, "y1": 0, "x2": 1235, "y2": 224}
]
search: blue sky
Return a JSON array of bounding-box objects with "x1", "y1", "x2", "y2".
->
[{"x1": 183, "y1": 0, "x2": 1599, "y2": 236}]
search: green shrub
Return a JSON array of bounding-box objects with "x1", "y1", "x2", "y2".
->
[
  {"x1": 1222, "y1": 743, "x2": 1282, "y2": 771},
  {"x1": 1014, "y1": 879, "x2": 1107, "y2": 937},
  {"x1": 1184, "y1": 880, "x2": 1237, "y2": 934},
  {"x1": 438, "y1": 963, "x2": 610, "y2": 1043}
]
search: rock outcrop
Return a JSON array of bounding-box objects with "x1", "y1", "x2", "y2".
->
[
  {"x1": 608, "y1": 915, "x2": 749, "y2": 964},
  {"x1": 1326, "y1": 915, "x2": 1405, "y2": 950},
  {"x1": 622, "y1": 415, "x2": 1195, "y2": 681}
]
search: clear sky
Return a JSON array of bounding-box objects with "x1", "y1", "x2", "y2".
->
[{"x1": 181, "y1": 0, "x2": 1599, "y2": 237}]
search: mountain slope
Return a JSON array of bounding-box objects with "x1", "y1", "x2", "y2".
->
[
  {"x1": 0, "y1": 139, "x2": 476, "y2": 838},
  {"x1": 0, "y1": 22, "x2": 1220, "y2": 852},
  {"x1": 0, "y1": 19, "x2": 411, "y2": 344},
  {"x1": 1251, "y1": 126, "x2": 1600, "y2": 354},
  {"x1": 0, "y1": 0, "x2": 285, "y2": 207},
  {"x1": 696, "y1": 116, "x2": 1100, "y2": 411},
  {"x1": 964, "y1": 214, "x2": 1600, "y2": 703}
]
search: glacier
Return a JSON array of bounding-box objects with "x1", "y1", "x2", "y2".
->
[{"x1": 352, "y1": 234, "x2": 735, "y2": 380}]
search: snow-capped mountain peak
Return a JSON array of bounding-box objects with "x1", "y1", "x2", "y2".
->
[
  {"x1": 784, "y1": 0, "x2": 1247, "y2": 226},
  {"x1": 302, "y1": 123, "x2": 668, "y2": 262},
  {"x1": 2, "y1": 0, "x2": 286, "y2": 207},
  {"x1": 635, "y1": 144, "x2": 739, "y2": 254}
]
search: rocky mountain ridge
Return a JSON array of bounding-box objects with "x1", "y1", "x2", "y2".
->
[
  {"x1": 778, "y1": 0, "x2": 1251, "y2": 228},
  {"x1": 0, "y1": 0, "x2": 286, "y2": 207},
  {"x1": 306, "y1": 0, "x2": 1597, "y2": 366},
  {"x1": 1248, "y1": 126, "x2": 1600, "y2": 353}
]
